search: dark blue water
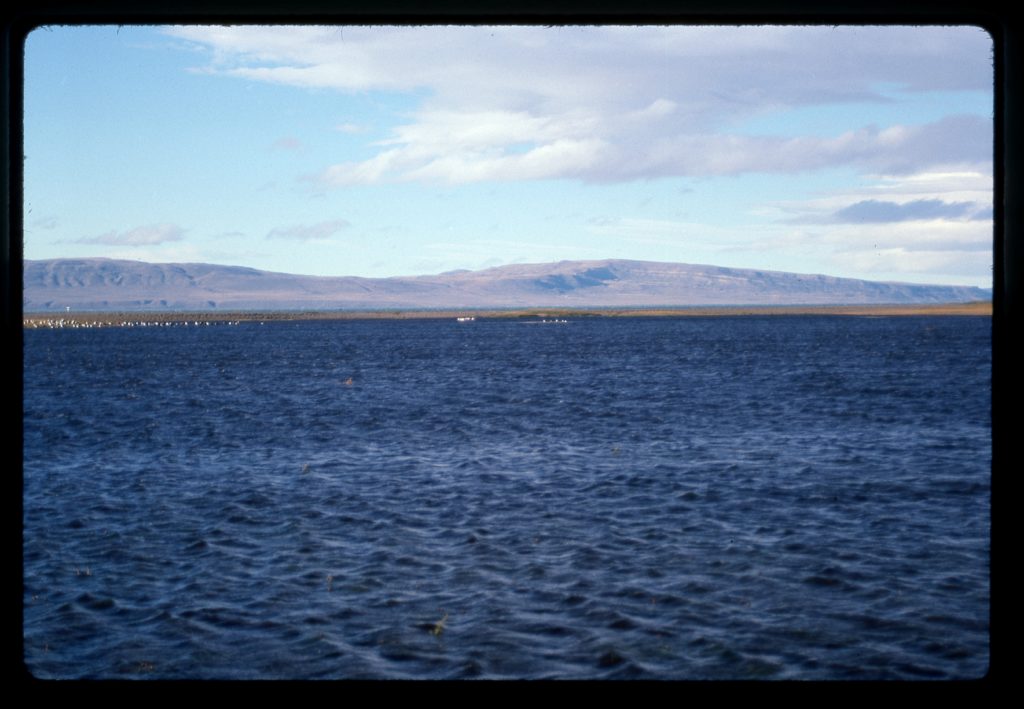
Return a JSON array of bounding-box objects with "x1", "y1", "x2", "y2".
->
[{"x1": 22, "y1": 316, "x2": 990, "y2": 679}]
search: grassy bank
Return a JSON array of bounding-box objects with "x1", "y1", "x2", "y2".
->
[{"x1": 23, "y1": 301, "x2": 992, "y2": 328}]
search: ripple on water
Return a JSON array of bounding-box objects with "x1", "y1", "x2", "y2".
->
[{"x1": 22, "y1": 316, "x2": 991, "y2": 678}]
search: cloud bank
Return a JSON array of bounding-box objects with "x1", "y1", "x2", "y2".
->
[
  {"x1": 833, "y1": 199, "x2": 979, "y2": 223},
  {"x1": 169, "y1": 26, "x2": 993, "y2": 185}
]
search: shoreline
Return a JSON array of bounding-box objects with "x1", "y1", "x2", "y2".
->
[{"x1": 23, "y1": 302, "x2": 992, "y2": 328}]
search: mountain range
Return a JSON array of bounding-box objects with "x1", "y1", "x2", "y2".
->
[{"x1": 22, "y1": 258, "x2": 991, "y2": 312}]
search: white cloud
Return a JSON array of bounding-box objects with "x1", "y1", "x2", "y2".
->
[
  {"x1": 168, "y1": 25, "x2": 991, "y2": 105},
  {"x1": 586, "y1": 216, "x2": 692, "y2": 238},
  {"x1": 312, "y1": 114, "x2": 990, "y2": 186},
  {"x1": 422, "y1": 237, "x2": 608, "y2": 272},
  {"x1": 733, "y1": 165, "x2": 994, "y2": 286},
  {"x1": 272, "y1": 136, "x2": 303, "y2": 151},
  {"x1": 876, "y1": 170, "x2": 993, "y2": 196},
  {"x1": 773, "y1": 169, "x2": 993, "y2": 224},
  {"x1": 800, "y1": 198, "x2": 984, "y2": 224},
  {"x1": 829, "y1": 246, "x2": 992, "y2": 283},
  {"x1": 166, "y1": 26, "x2": 993, "y2": 185},
  {"x1": 79, "y1": 223, "x2": 185, "y2": 246},
  {"x1": 103, "y1": 242, "x2": 205, "y2": 263},
  {"x1": 266, "y1": 219, "x2": 351, "y2": 241},
  {"x1": 685, "y1": 219, "x2": 991, "y2": 286},
  {"x1": 819, "y1": 219, "x2": 992, "y2": 252}
]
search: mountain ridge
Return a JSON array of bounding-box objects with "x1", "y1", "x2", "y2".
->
[{"x1": 23, "y1": 257, "x2": 991, "y2": 312}]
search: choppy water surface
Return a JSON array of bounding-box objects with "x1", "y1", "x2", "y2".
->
[{"x1": 23, "y1": 316, "x2": 990, "y2": 679}]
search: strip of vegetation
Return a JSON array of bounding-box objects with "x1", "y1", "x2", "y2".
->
[{"x1": 23, "y1": 301, "x2": 991, "y2": 328}]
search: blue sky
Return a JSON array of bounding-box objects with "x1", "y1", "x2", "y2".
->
[{"x1": 23, "y1": 25, "x2": 994, "y2": 287}]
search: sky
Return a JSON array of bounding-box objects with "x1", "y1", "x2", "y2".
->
[{"x1": 23, "y1": 25, "x2": 994, "y2": 287}]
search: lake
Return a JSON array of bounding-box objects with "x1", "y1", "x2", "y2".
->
[{"x1": 22, "y1": 315, "x2": 991, "y2": 679}]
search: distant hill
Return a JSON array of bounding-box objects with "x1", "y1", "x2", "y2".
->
[{"x1": 22, "y1": 258, "x2": 991, "y2": 312}]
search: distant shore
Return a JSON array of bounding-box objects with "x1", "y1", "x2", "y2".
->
[{"x1": 23, "y1": 302, "x2": 992, "y2": 328}]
